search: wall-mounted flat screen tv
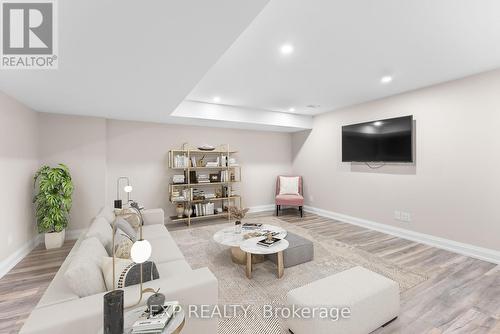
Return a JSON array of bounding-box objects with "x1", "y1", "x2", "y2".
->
[{"x1": 342, "y1": 115, "x2": 413, "y2": 162}]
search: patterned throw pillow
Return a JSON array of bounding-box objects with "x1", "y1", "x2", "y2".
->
[
  {"x1": 114, "y1": 228, "x2": 133, "y2": 259},
  {"x1": 102, "y1": 257, "x2": 160, "y2": 290}
]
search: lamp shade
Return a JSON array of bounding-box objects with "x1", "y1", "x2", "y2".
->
[
  {"x1": 124, "y1": 185, "x2": 133, "y2": 193},
  {"x1": 130, "y1": 240, "x2": 151, "y2": 263}
]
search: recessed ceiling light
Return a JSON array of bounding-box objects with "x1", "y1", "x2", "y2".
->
[
  {"x1": 288, "y1": 107, "x2": 295, "y2": 112},
  {"x1": 280, "y1": 44, "x2": 294, "y2": 55},
  {"x1": 380, "y1": 76, "x2": 393, "y2": 84},
  {"x1": 374, "y1": 121, "x2": 383, "y2": 126},
  {"x1": 213, "y1": 96, "x2": 221, "y2": 103}
]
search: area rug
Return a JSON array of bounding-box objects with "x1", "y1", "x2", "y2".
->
[{"x1": 170, "y1": 216, "x2": 428, "y2": 334}]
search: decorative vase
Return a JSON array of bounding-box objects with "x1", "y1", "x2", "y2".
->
[
  {"x1": 176, "y1": 205, "x2": 184, "y2": 218},
  {"x1": 234, "y1": 220, "x2": 242, "y2": 234},
  {"x1": 184, "y1": 208, "x2": 192, "y2": 217},
  {"x1": 44, "y1": 229, "x2": 65, "y2": 249},
  {"x1": 103, "y1": 290, "x2": 124, "y2": 334}
]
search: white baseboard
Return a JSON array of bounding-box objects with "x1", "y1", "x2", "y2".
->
[
  {"x1": 0, "y1": 228, "x2": 85, "y2": 279},
  {"x1": 248, "y1": 204, "x2": 275, "y2": 213},
  {"x1": 304, "y1": 205, "x2": 500, "y2": 264},
  {"x1": 0, "y1": 235, "x2": 40, "y2": 279}
]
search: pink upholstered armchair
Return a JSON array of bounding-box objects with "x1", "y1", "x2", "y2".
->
[{"x1": 275, "y1": 176, "x2": 304, "y2": 217}]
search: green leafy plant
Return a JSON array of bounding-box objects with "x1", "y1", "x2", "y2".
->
[{"x1": 33, "y1": 164, "x2": 73, "y2": 233}]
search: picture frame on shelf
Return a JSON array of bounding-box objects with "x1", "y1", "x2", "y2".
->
[{"x1": 209, "y1": 173, "x2": 220, "y2": 183}]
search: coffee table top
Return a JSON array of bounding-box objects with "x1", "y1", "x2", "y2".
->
[
  {"x1": 213, "y1": 224, "x2": 287, "y2": 248},
  {"x1": 240, "y1": 237, "x2": 289, "y2": 255}
]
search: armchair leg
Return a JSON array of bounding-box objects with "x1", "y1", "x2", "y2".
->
[
  {"x1": 276, "y1": 205, "x2": 279, "y2": 216},
  {"x1": 299, "y1": 206, "x2": 303, "y2": 217}
]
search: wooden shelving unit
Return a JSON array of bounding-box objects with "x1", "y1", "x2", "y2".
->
[{"x1": 168, "y1": 144, "x2": 242, "y2": 226}]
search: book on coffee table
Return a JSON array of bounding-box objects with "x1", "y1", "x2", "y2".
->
[
  {"x1": 242, "y1": 223, "x2": 262, "y2": 230},
  {"x1": 257, "y1": 237, "x2": 282, "y2": 247}
]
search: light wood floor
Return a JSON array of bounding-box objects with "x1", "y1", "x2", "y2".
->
[
  {"x1": 0, "y1": 240, "x2": 75, "y2": 334},
  {"x1": 2, "y1": 211, "x2": 499, "y2": 333}
]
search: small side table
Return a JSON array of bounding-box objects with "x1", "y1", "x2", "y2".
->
[
  {"x1": 99, "y1": 306, "x2": 185, "y2": 334},
  {"x1": 240, "y1": 238, "x2": 289, "y2": 279}
]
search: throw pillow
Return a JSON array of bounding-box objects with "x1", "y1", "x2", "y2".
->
[
  {"x1": 96, "y1": 206, "x2": 116, "y2": 223},
  {"x1": 102, "y1": 257, "x2": 160, "y2": 290},
  {"x1": 114, "y1": 228, "x2": 133, "y2": 259},
  {"x1": 86, "y1": 216, "x2": 113, "y2": 254},
  {"x1": 64, "y1": 237, "x2": 107, "y2": 297},
  {"x1": 279, "y1": 176, "x2": 300, "y2": 195},
  {"x1": 115, "y1": 208, "x2": 141, "y2": 230},
  {"x1": 114, "y1": 217, "x2": 137, "y2": 241}
]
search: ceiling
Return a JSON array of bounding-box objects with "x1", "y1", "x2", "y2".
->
[
  {"x1": 0, "y1": 0, "x2": 270, "y2": 123},
  {"x1": 187, "y1": 0, "x2": 500, "y2": 115},
  {"x1": 1, "y1": 0, "x2": 500, "y2": 130}
]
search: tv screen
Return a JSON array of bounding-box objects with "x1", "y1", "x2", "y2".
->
[{"x1": 342, "y1": 116, "x2": 413, "y2": 162}]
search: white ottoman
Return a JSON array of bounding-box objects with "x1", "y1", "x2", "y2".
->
[{"x1": 286, "y1": 266, "x2": 400, "y2": 334}]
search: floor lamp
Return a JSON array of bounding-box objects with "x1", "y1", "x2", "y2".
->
[{"x1": 129, "y1": 201, "x2": 155, "y2": 305}]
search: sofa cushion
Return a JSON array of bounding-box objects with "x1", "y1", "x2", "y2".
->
[
  {"x1": 64, "y1": 237, "x2": 107, "y2": 297},
  {"x1": 86, "y1": 216, "x2": 113, "y2": 254},
  {"x1": 142, "y1": 224, "x2": 171, "y2": 240},
  {"x1": 96, "y1": 206, "x2": 116, "y2": 223},
  {"x1": 36, "y1": 237, "x2": 84, "y2": 308},
  {"x1": 275, "y1": 194, "x2": 304, "y2": 206},
  {"x1": 156, "y1": 259, "x2": 192, "y2": 277},
  {"x1": 148, "y1": 237, "x2": 185, "y2": 264}
]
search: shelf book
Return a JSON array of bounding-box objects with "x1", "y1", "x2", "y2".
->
[{"x1": 168, "y1": 144, "x2": 242, "y2": 226}]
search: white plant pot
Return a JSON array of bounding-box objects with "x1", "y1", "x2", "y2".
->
[{"x1": 45, "y1": 229, "x2": 65, "y2": 249}]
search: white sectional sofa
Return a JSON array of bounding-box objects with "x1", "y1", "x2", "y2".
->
[{"x1": 20, "y1": 207, "x2": 218, "y2": 334}]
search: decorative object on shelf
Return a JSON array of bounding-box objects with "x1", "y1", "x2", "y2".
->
[
  {"x1": 183, "y1": 207, "x2": 192, "y2": 218},
  {"x1": 210, "y1": 173, "x2": 220, "y2": 182},
  {"x1": 175, "y1": 204, "x2": 185, "y2": 217},
  {"x1": 147, "y1": 289, "x2": 166, "y2": 315},
  {"x1": 114, "y1": 176, "x2": 132, "y2": 209},
  {"x1": 175, "y1": 204, "x2": 184, "y2": 218},
  {"x1": 33, "y1": 164, "x2": 73, "y2": 249},
  {"x1": 103, "y1": 289, "x2": 124, "y2": 334},
  {"x1": 198, "y1": 154, "x2": 206, "y2": 167},
  {"x1": 198, "y1": 144, "x2": 215, "y2": 151}
]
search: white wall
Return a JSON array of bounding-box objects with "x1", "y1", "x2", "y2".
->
[
  {"x1": 38, "y1": 114, "x2": 107, "y2": 231},
  {"x1": 0, "y1": 93, "x2": 39, "y2": 265},
  {"x1": 35, "y1": 115, "x2": 292, "y2": 230},
  {"x1": 292, "y1": 70, "x2": 500, "y2": 251},
  {"x1": 106, "y1": 120, "x2": 292, "y2": 217}
]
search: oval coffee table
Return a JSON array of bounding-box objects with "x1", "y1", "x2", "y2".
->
[
  {"x1": 240, "y1": 238, "x2": 289, "y2": 279},
  {"x1": 213, "y1": 224, "x2": 287, "y2": 265}
]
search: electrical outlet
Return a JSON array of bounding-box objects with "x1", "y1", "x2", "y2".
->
[
  {"x1": 393, "y1": 211, "x2": 401, "y2": 220},
  {"x1": 401, "y1": 212, "x2": 411, "y2": 222}
]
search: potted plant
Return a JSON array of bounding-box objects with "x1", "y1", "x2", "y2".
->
[{"x1": 33, "y1": 164, "x2": 73, "y2": 249}]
